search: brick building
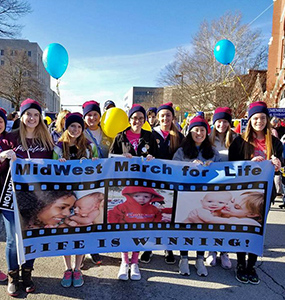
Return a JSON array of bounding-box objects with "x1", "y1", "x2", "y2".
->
[{"x1": 266, "y1": 0, "x2": 285, "y2": 107}]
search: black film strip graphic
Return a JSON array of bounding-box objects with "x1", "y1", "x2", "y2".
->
[{"x1": 15, "y1": 178, "x2": 267, "y2": 238}]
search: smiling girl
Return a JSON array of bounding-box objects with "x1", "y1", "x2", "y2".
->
[
  {"x1": 173, "y1": 115, "x2": 221, "y2": 277},
  {"x1": 140, "y1": 102, "x2": 184, "y2": 265},
  {"x1": 53, "y1": 112, "x2": 98, "y2": 288},
  {"x1": 207, "y1": 107, "x2": 237, "y2": 269},
  {"x1": 229, "y1": 101, "x2": 283, "y2": 285},
  {"x1": 110, "y1": 104, "x2": 158, "y2": 281},
  {"x1": 83, "y1": 100, "x2": 113, "y2": 158},
  {"x1": 2, "y1": 99, "x2": 54, "y2": 296}
]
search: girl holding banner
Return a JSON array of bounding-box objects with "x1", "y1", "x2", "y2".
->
[
  {"x1": 82, "y1": 100, "x2": 113, "y2": 266},
  {"x1": 173, "y1": 115, "x2": 221, "y2": 277},
  {"x1": 229, "y1": 101, "x2": 283, "y2": 285},
  {"x1": 2, "y1": 99, "x2": 54, "y2": 296},
  {"x1": 53, "y1": 112, "x2": 98, "y2": 288},
  {"x1": 207, "y1": 107, "x2": 237, "y2": 270},
  {"x1": 140, "y1": 102, "x2": 184, "y2": 265},
  {"x1": 110, "y1": 104, "x2": 158, "y2": 281}
]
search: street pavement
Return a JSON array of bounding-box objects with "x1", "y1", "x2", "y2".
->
[{"x1": 0, "y1": 199, "x2": 284, "y2": 300}]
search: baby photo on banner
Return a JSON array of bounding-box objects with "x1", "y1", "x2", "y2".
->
[
  {"x1": 107, "y1": 186, "x2": 174, "y2": 224},
  {"x1": 16, "y1": 188, "x2": 105, "y2": 230},
  {"x1": 175, "y1": 190, "x2": 264, "y2": 227}
]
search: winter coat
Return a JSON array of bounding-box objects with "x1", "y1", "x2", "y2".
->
[
  {"x1": 152, "y1": 126, "x2": 184, "y2": 160},
  {"x1": 110, "y1": 127, "x2": 158, "y2": 157}
]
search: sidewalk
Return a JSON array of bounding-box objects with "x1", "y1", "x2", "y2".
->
[{"x1": 0, "y1": 199, "x2": 284, "y2": 300}]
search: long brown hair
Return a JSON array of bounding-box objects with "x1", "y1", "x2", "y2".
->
[
  {"x1": 58, "y1": 130, "x2": 92, "y2": 160},
  {"x1": 242, "y1": 116, "x2": 272, "y2": 160},
  {"x1": 210, "y1": 124, "x2": 234, "y2": 149},
  {"x1": 157, "y1": 110, "x2": 181, "y2": 153},
  {"x1": 19, "y1": 116, "x2": 54, "y2": 151},
  {"x1": 169, "y1": 121, "x2": 181, "y2": 153}
]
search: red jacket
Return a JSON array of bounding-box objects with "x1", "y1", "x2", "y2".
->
[{"x1": 108, "y1": 186, "x2": 164, "y2": 223}]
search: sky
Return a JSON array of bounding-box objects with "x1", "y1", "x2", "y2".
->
[{"x1": 19, "y1": 0, "x2": 274, "y2": 111}]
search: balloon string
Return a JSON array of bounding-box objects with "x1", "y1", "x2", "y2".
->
[
  {"x1": 56, "y1": 79, "x2": 61, "y2": 97},
  {"x1": 228, "y1": 64, "x2": 251, "y2": 102}
]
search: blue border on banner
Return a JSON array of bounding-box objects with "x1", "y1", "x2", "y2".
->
[{"x1": 11, "y1": 158, "x2": 274, "y2": 262}]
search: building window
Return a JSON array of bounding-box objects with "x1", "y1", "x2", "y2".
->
[
  {"x1": 28, "y1": 51, "x2": 31, "y2": 57},
  {"x1": 1, "y1": 60, "x2": 4, "y2": 65},
  {"x1": 0, "y1": 50, "x2": 4, "y2": 55}
]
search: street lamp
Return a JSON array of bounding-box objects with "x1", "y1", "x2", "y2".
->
[{"x1": 174, "y1": 72, "x2": 184, "y2": 122}]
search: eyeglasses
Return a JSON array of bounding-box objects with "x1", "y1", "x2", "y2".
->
[{"x1": 130, "y1": 117, "x2": 145, "y2": 122}]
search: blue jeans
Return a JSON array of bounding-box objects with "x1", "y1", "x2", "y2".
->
[{"x1": 2, "y1": 210, "x2": 34, "y2": 271}]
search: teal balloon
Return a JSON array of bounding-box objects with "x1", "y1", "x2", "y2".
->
[
  {"x1": 42, "y1": 43, "x2": 69, "y2": 79},
  {"x1": 184, "y1": 112, "x2": 189, "y2": 118},
  {"x1": 214, "y1": 39, "x2": 235, "y2": 65}
]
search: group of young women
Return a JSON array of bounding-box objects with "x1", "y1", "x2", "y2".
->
[{"x1": 0, "y1": 98, "x2": 281, "y2": 296}]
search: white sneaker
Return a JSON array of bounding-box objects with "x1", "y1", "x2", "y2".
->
[
  {"x1": 220, "y1": 253, "x2": 232, "y2": 269},
  {"x1": 179, "y1": 258, "x2": 190, "y2": 276},
  {"x1": 130, "y1": 263, "x2": 141, "y2": 280},
  {"x1": 206, "y1": 251, "x2": 217, "y2": 266},
  {"x1": 195, "y1": 258, "x2": 208, "y2": 277},
  {"x1": 118, "y1": 263, "x2": 129, "y2": 280}
]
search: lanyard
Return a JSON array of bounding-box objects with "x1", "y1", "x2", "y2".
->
[{"x1": 86, "y1": 128, "x2": 103, "y2": 158}]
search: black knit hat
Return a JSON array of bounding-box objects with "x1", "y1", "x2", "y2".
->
[
  {"x1": 157, "y1": 102, "x2": 175, "y2": 116},
  {"x1": 0, "y1": 108, "x2": 7, "y2": 130},
  {"x1": 20, "y1": 99, "x2": 42, "y2": 117},
  {"x1": 65, "y1": 112, "x2": 85, "y2": 130},
  {"x1": 247, "y1": 101, "x2": 269, "y2": 120},
  {"x1": 82, "y1": 100, "x2": 101, "y2": 117},
  {"x1": 128, "y1": 104, "x2": 146, "y2": 120},
  {"x1": 104, "y1": 100, "x2": 116, "y2": 111},
  {"x1": 213, "y1": 107, "x2": 232, "y2": 124}
]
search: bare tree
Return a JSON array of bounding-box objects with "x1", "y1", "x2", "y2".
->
[
  {"x1": 0, "y1": 0, "x2": 31, "y2": 37},
  {"x1": 0, "y1": 48, "x2": 44, "y2": 110},
  {"x1": 158, "y1": 12, "x2": 268, "y2": 116}
]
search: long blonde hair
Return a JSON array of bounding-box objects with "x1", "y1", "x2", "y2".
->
[
  {"x1": 242, "y1": 116, "x2": 272, "y2": 160},
  {"x1": 19, "y1": 116, "x2": 54, "y2": 150},
  {"x1": 55, "y1": 110, "x2": 70, "y2": 133},
  {"x1": 58, "y1": 130, "x2": 92, "y2": 160},
  {"x1": 210, "y1": 124, "x2": 234, "y2": 149}
]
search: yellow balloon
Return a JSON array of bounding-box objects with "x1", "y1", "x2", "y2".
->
[
  {"x1": 142, "y1": 121, "x2": 152, "y2": 131},
  {"x1": 175, "y1": 106, "x2": 181, "y2": 111},
  {"x1": 45, "y1": 116, "x2": 52, "y2": 125},
  {"x1": 100, "y1": 108, "x2": 129, "y2": 138},
  {"x1": 233, "y1": 120, "x2": 239, "y2": 127}
]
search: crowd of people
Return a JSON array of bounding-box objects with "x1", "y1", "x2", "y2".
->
[{"x1": 0, "y1": 98, "x2": 283, "y2": 296}]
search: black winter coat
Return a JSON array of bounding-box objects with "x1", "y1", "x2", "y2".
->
[{"x1": 110, "y1": 127, "x2": 158, "y2": 157}]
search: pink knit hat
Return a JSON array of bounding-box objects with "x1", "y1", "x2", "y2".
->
[
  {"x1": 157, "y1": 102, "x2": 175, "y2": 116},
  {"x1": 213, "y1": 107, "x2": 232, "y2": 124},
  {"x1": 248, "y1": 101, "x2": 269, "y2": 119},
  {"x1": 189, "y1": 116, "x2": 211, "y2": 133},
  {"x1": 82, "y1": 100, "x2": 101, "y2": 117},
  {"x1": 20, "y1": 99, "x2": 42, "y2": 116}
]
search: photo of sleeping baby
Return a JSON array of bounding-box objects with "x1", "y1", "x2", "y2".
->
[
  {"x1": 174, "y1": 190, "x2": 264, "y2": 227},
  {"x1": 107, "y1": 186, "x2": 174, "y2": 223},
  {"x1": 16, "y1": 188, "x2": 105, "y2": 230}
]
